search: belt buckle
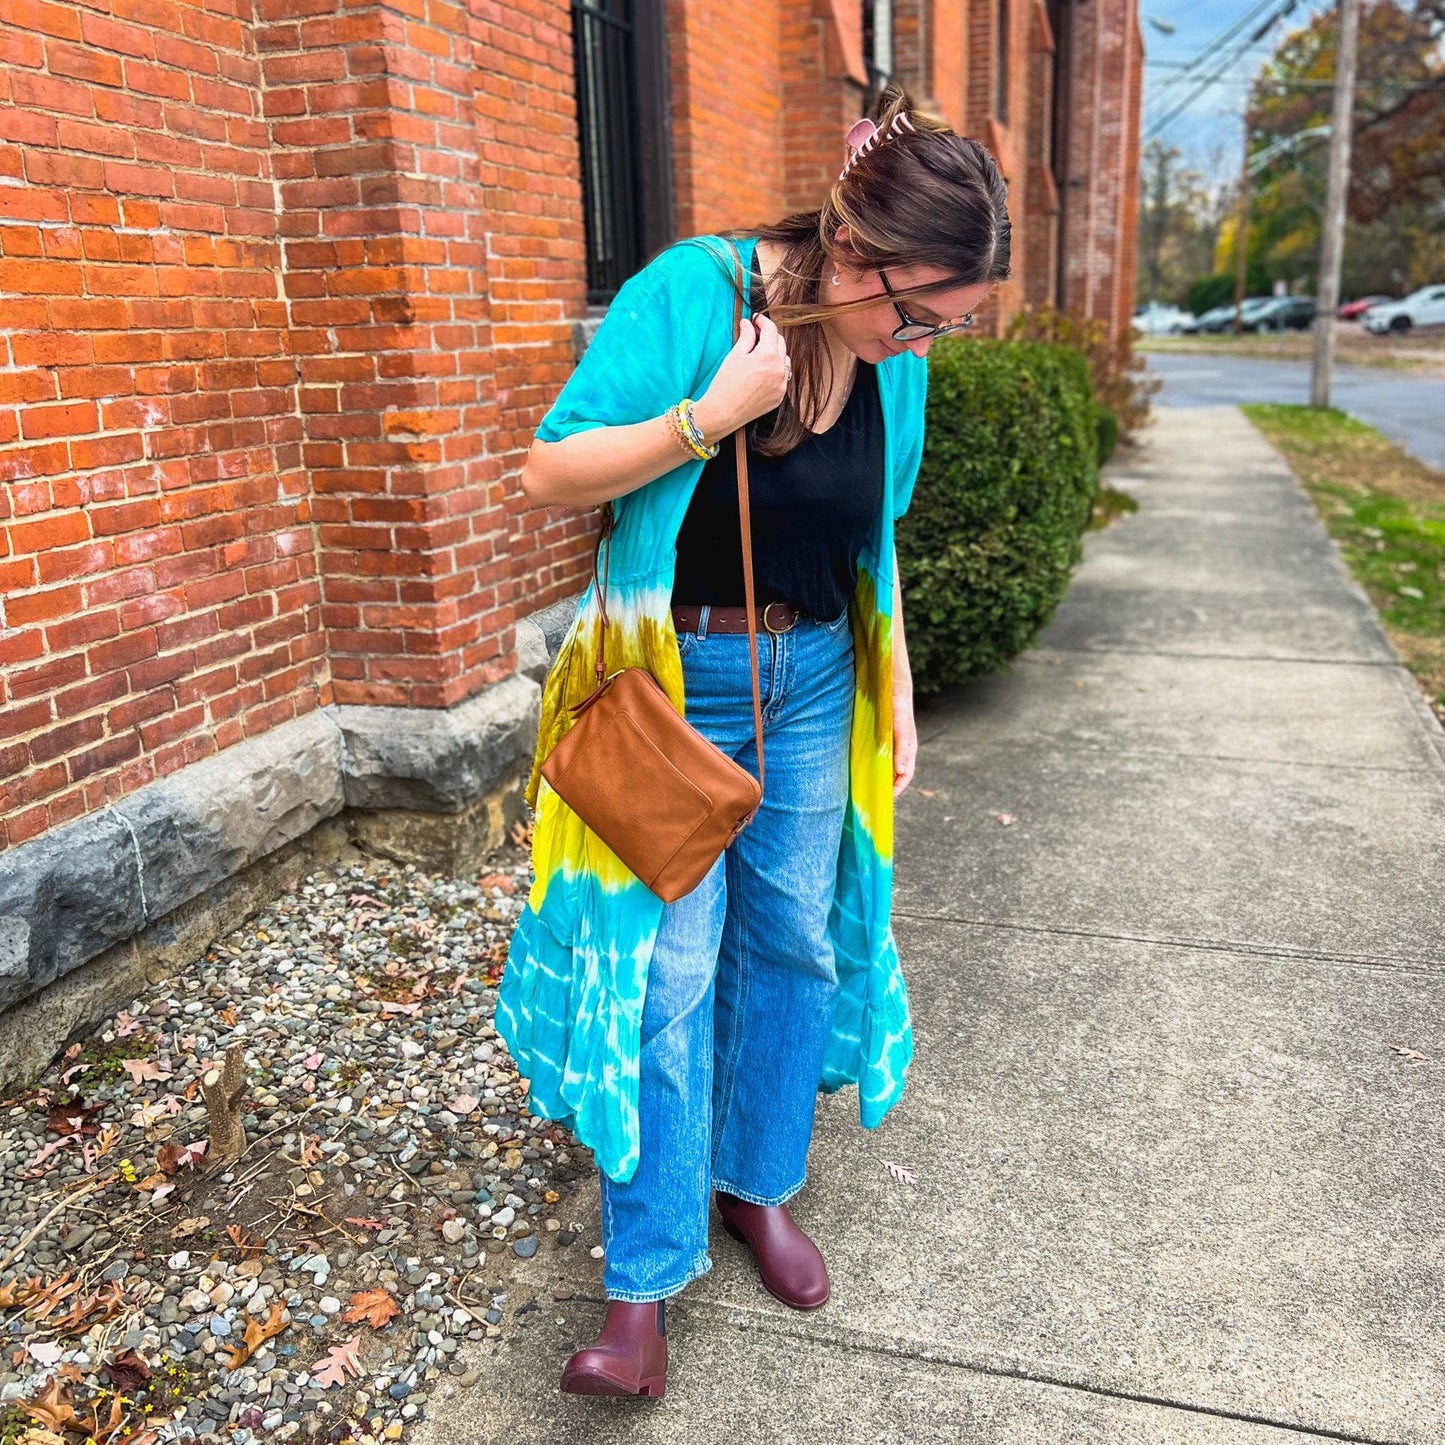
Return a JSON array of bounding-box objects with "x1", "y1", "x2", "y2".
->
[{"x1": 761, "y1": 601, "x2": 793, "y2": 636}]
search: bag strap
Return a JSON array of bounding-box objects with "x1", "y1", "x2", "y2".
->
[
  {"x1": 729, "y1": 241, "x2": 766, "y2": 800},
  {"x1": 586, "y1": 241, "x2": 766, "y2": 801}
]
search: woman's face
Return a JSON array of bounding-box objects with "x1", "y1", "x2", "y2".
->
[{"x1": 827, "y1": 258, "x2": 996, "y2": 365}]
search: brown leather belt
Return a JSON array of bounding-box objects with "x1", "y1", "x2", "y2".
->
[{"x1": 672, "y1": 602, "x2": 799, "y2": 635}]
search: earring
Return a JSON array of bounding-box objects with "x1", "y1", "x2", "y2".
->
[{"x1": 831, "y1": 267, "x2": 841, "y2": 287}]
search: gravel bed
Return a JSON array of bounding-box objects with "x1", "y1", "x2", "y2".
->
[{"x1": 0, "y1": 843, "x2": 595, "y2": 1444}]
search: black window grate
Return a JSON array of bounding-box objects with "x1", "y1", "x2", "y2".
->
[{"x1": 571, "y1": 0, "x2": 644, "y2": 305}]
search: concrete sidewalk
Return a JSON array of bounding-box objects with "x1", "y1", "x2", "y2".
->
[{"x1": 418, "y1": 408, "x2": 1445, "y2": 1444}]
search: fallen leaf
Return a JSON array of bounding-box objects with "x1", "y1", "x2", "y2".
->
[
  {"x1": 130, "y1": 1097, "x2": 182, "y2": 1128},
  {"x1": 26, "y1": 1341, "x2": 63, "y2": 1367},
  {"x1": 218, "y1": 1006, "x2": 238, "y2": 1027},
  {"x1": 310, "y1": 1334, "x2": 364, "y2": 1389},
  {"x1": 508, "y1": 818, "x2": 532, "y2": 847},
  {"x1": 299, "y1": 1134, "x2": 323, "y2": 1166},
  {"x1": 62, "y1": 1044, "x2": 82, "y2": 1062},
  {"x1": 120, "y1": 1060, "x2": 171, "y2": 1085},
  {"x1": 46, "y1": 1101, "x2": 104, "y2": 1137},
  {"x1": 223, "y1": 1302, "x2": 289, "y2": 1369},
  {"x1": 1390, "y1": 1044, "x2": 1430, "y2": 1064},
  {"x1": 0, "y1": 1277, "x2": 40, "y2": 1309},
  {"x1": 448, "y1": 1093, "x2": 479, "y2": 1115},
  {"x1": 171, "y1": 1215, "x2": 210, "y2": 1240},
  {"x1": 18, "y1": 1377, "x2": 87, "y2": 1435},
  {"x1": 22, "y1": 1139, "x2": 74, "y2": 1178},
  {"x1": 341, "y1": 1288, "x2": 400, "y2": 1330},
  {"x1": 343, "y1": 1217, "x2": 387, "y2": 1231},
  {"x1": 449, "y1": 971, "x2": 469, "y2": 996},
  {"x1": 348, "y1": 893, "x2": 386, "y2": 911},
  {"x1": 379, "y1": 1001, "x2": 422, "y2": 1017},
  {"x1": 94, "y1": 1125, "x2": 120, "y2": 1158},
  {"x1": 882, "y1": 1158, "x2": 917, "y2": 1186},
  {"x1": 157, "y1": 1141, "x2": 206, "y2": 1176},
  {"x1": 226, "y1": 1224, "x2": 266, "y2": 1259},
  {"x1": 113, "y1": 1012, "x2": 142, "y2": 1037},
  {"x1": 57, "y1": 1064, "x2": 86, "y2": 1087},
  {"x1": 102, "y1": 1347, "x2": 152, "y2": 1393}
]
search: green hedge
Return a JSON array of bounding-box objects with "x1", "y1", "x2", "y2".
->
[
  {"x1": 1094, "y1": 404, "x2": 1119, "y2": 466},
  {"x1": 899, "y1": 339, "x2": 1099, "y2": 695}
]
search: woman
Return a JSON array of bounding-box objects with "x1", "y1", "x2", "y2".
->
[{"x1": 498, "y1": 84, "x2": 1010, "y2": 1397}]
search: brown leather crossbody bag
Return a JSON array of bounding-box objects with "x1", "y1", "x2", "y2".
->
[{"x1": 539, "y1": 244, "x2": 767, "y2": 904}]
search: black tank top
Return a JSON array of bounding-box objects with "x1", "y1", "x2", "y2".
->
[{"x1": 670, "y1": 254, "x2": 886, "y2": 620}]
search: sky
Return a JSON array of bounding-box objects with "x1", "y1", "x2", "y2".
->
[{"x1": 1139, "y1": 0, "x2": 1334, "y2": 190}]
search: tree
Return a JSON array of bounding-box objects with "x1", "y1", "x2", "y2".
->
[
  {"x1": 1244, "y1": 0, "x2": 1444, "y2": 294},
  {"x1": 1135, "y1": 140, "x2": 1226, "y2": 307}
]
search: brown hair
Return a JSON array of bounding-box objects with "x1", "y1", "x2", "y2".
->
[{"x1": 716, "y1": 83, "x2": 1011, "y2": 457}]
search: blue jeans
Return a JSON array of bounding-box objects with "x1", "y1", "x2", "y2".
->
[{"x1": 599, "y1": 606, "x2": 856, "y2": 1303}]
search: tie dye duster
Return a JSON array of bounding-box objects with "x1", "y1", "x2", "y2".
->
[{"x1": 498, "y1": 235, "x2": 927, "y2": 1184}]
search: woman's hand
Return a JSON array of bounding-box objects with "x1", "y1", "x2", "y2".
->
[
  {"x1": 892, "y1": 676, "x2": 917, "y2": 798},
  {"x1": 892, "y1": 550, "x2": 915, "y2": 798},
  {"x1": 692, "y1": 314, "x2": 791, "y2": 439}
]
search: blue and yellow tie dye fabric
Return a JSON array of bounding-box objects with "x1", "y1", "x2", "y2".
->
[{"x1": 497, "y1": 235, "x2": 927, "y2": 1184}]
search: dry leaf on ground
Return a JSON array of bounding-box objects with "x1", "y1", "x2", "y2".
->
[
  {"x1": 102, "y1": 1348, "x2": 152, "y2": 1393},
  {"x1": 223, "y1": 1302, "x2": 289, "y2": 1369},
  {"x1": 310, "y1": 1334, "x2": 364, "y2": 1389},
  {"x1": 120, "y1": 1060, "x2": 171, "y2": 1085},
  {"x1": 46, "y1": 1102, "x2": 104, "y2": 1137},
  {"x1": 882, "y1": 1159, "x2": 917, "y2": 1186},
  {"x1": 341, "y1": 1288, "x2": 400, "y2": 1329}
]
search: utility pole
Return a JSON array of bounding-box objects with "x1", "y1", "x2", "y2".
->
[
  {"x1": 1310, "y1": 0, "x2": 1361, "y2": 409},
  {"x1": 1232, "y1": 118, "x2": 1251, "y2": 334}
]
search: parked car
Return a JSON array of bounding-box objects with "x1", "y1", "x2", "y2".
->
[
  {"x1": 1338, "y1": 294, "x2": 1392, "y2": 321},
  {"x1": 1242, "y1": 296, "x2": 1317, "y2": 332},
  {"x1": 1132, "y1": 303, "x2": 1195, "y2": 335},
  {"x1": 1363, "y1": 284, "x2": 1445, "y2": 334},
  {"x1": 1192, "y1": 297, "x2": 1274, "y2": 333}
]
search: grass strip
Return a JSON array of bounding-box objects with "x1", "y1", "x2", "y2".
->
[{"x1": 1243, "y1": 403, "x2": 1445, "y2": 723}]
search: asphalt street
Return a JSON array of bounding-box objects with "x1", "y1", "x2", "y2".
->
[{"x1": 1146, "y1": 350, "x2": 1445, "y2": 470}]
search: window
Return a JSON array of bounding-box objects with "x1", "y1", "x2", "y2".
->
[
  {"x1": 570, "y1": 0, "x2": 674, "y2": 305},
  {"x1": 996, "y1": 0, "x2": 1010, "y2": 124},
  {"x1": 862, "y1": 0, "x2": 894, "y2": 111}
]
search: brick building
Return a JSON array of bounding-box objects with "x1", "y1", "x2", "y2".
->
[{"x1": 0, "y1": 0, "x2": 1141, "y2": 1078}]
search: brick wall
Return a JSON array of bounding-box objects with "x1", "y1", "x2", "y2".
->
[
  {"x1": 0, "y1": 0, "x2": 593, "y2": 847},
  {"x1": 0, "y1": 0, "x2": 323, "y2": 849}
]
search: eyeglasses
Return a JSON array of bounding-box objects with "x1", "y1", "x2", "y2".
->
[{"x1": 877, "y1": 269, "x2": 976, "y2": 341}]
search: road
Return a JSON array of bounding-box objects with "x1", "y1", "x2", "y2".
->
[{"x1": 1146, "y1": 351, "x2": 1445, "y2": 470}]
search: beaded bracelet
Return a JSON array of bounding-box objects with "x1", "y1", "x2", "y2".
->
[
  {"x1": 664, "y1": 403, "x2": 700, "y2": 459},
  {"x1": 668, "y1": 399, "x2": 719, "y2": 461}
]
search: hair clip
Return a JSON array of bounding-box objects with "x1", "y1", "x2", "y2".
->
[{"x1": 839, "y1": 112, "x2": 916, "y2": 181}]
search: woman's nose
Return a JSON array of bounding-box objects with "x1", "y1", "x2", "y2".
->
[{"x1": 906, "y1": 336, "x2": 933, "y2": 359}]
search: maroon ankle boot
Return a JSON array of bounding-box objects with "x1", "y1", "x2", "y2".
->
[
  {"x1": 715, "y1": 1191, "x2": 830, "y2": 1310},
  {"x1": 559, "y1": 1299, "x2": 668, "y2": 1397}
]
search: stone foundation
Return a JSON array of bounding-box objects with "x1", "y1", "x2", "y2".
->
[{"x1": 0, "y1": 673, "x2": 540, "y2": 1093}]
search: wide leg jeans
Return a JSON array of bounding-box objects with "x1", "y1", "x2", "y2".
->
[{"x1": 598, "y1": 607, "x2": 856, "y2": 1303}]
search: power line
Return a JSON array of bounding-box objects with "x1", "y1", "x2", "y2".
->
[
  {"x1": 1145, "y1": 0, "x2": 1302, "y2": 139},
  {"x1": 1152, "y1": 0, "x2": 1280, "y2": 90}
]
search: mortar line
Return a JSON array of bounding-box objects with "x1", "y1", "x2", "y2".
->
[
  {"x1": 888, "y1": 911, "x2": 1445, "y2": 976},
  {"x1": 567, "y1": 1292, "x2": 1395, "y2": 1443}
]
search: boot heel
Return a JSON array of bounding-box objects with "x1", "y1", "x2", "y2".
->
[{"x1": 638, "y1": 1376, "x2": 666, "y2": 1398}]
